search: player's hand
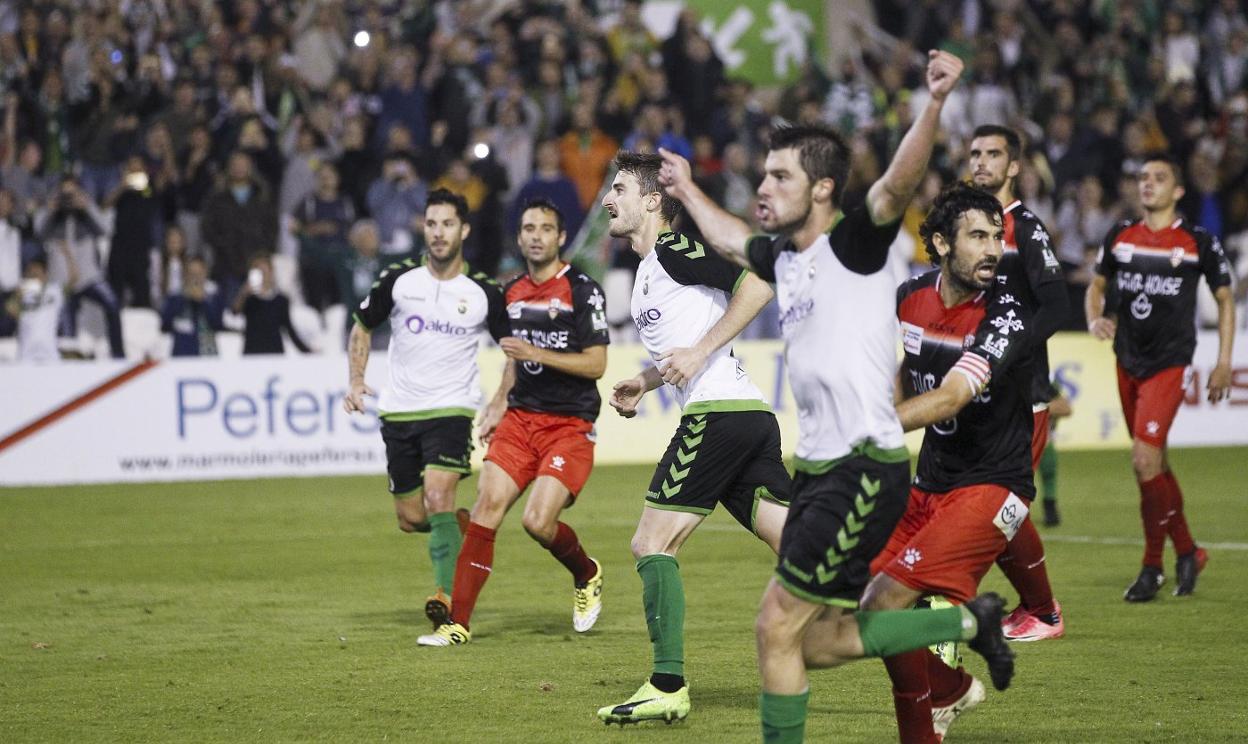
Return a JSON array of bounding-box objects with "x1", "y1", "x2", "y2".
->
[
  {"x1": 1207, "y1": 361, "x2": 1232, "y2": 404},
  {"x1": 1088, "y1": 316, "x2": 1116, "y2": 341},
  {"x1": 499, "y1": 336, "x2": 542, "y2": 363},
  {"x1": 610, "y1": 376, "x2": 646, "y2": 418},
  {"x1": 657, "y1": 346, "x2": 708, "y2": 389},
  {"x1": 1048, "y1": 395, "x2": 1073, "y2": 419},
  {"x1": 925, "y1": 50, "x2": 964, "y2": 101},
  {"x1": 476, "y1": 401, "x2": 506, "y2": 444},
  {"x1": 657, "y1": 147, "x2": 693, "y2": 199},
  {"x1": 343, "y1": 381, "x2": 374, "y2": 413}
]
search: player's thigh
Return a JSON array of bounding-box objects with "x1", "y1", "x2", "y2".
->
[
  {"x1": 380, "y1": 419, "x2": 429, "y2": 499},
  {"x1": 631, "y1": 503, "x2": 704, "y2": 557},
  {"x1": 1116, "y1": 364, "x2": 1140, "y2": 433},
  {"x1": 720, "y1": 411, "x2": 793, "y2": 546},
  {"x1": 532, "y1": 415, "x2": 596, "y2": 497},
  {"x1": 483, "y1": 409, "x2": 539, "y2": 494},
  {"x1": 1030, "y1": 409, "x2": 1050, "y2": 470},
  {"x1": 1132, "y1": 365, "x2": 1189, "y2": 449},
  {"x1": 471, "y1": 460, "x2": 524, "y2": 528},
  {"x1": 645, "y1": 410, "x2": 768, "y2": 519},
  {"x1": 421, "y1": 467, "x2": 463, "y2": 513},
  {"x1": 522, "y1": 475, "x2": 574, "y2": 534},
  {"x1": 776, "y1": 456, "x2": 911, "y2": 609},
  {"x1": 757, "y1": 577, "x2": 831, "y2": 645},
  {"x1": 875, "y1": 484, "x2": 1027, "y2": 604}
]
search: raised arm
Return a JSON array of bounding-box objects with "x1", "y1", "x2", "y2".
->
[
  {"x1": 865, "y1": 50, "x2": 964, "y2": 225},
  {"x1": 658, "y1": 148, "x2": 753, "y2": 267}
]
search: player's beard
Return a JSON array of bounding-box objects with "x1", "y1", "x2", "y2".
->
[
  {"x1": 947, "y1": 240, "x2": 997, "y2": 293},
  {"x1": 763, "y1": 193, "x2": 813, "y2": 236},
  {"x1": 427, "y1": 240, "x2": 461, "y2": 271},
  {"x1": 972, "y1": 172, "x2": 1007, "y2": 195}
]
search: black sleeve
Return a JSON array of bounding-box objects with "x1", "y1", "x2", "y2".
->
[
  {"x1": 657, "y1": 233, "x2": 747, "y2": 293},
  {"x1": 969, "y1": 289, "x2": 1032, "y2": 378},
  {"x1": 1015, "y1": 211, "x2": 1065, "y2": 289},
  {"x1": 745, "y1": 234, "x2": 779, "y2": 283},
  {"x1": 829, "y1": 205, "x2": 903, "y2": 275},
  {"x1": 472, "y1": 272, "x2": 512, "y2": 342},
  {"x1": 1029, "y1": 280, "x2": 1069, "y2": 343},
  {"x1": 1197, "y1": 231, "x2": 1233, "y2": 291},
  {"x1": 352, "y1": 259, "x2": 411, "y2": 330},
  {"x1": 572, "y1": 275, "x2": 611, "y2": 348},
  {"x1": 1095, "y1": 222, "x2": 1130, "y2": 280}
]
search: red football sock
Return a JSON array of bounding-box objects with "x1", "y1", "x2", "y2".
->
[
  {"x1": 450, "y1": 522, "x2": 496, "y2": 628},
  {"x1": 546, "y1": 521, "x2": 598, "y2": 584},
  {"x1": 1138, "y1": 475, "x2": 1169, "y2": 569},
  {"x1": 883, "y1": 650, "x2": 937, "y2": 744},
  {"x1": 996, "y1": 516, "x2": 1056, "y2": 616},
  {"x1": 1162, "y1": 471, "x2": 1196, "y2": 556},
  {"x1": 927, "y1": 652, "x2": 972, "y2": 707}
]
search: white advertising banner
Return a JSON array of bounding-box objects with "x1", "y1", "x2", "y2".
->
[{"x1": 0, "y1": 333, "x2": 1244, "y2": 486}]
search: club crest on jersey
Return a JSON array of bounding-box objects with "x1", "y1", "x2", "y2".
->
[
  {"x1": 1169, "y1": 247, "x2": 1185, "y2": 268},
  {"x1": 642, "y1": 280, "x2": 649, "y2": 295},
  {"x1": 548, "y1": 297, "x2": 563, "y2": 319},
  {"x1": 457, "y1": 298, "x2": 468, "y2": 314},
  {"x1": 1113, "y1": 242, "x2": 1135, "y2": 264}
]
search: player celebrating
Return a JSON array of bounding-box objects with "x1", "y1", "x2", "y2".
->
[
  {"x1": 595, "y1": 152, "x2": 790, "y2": 725},
  {"x1": 968, "y1": 124, "x2": 1067, "y2": 641},
  {"x1": 419, "y1": 198, "x2": 609, "y2": 646},
  {"x1": 860, "y1": 182, "x2": 1027, "y2": 743},
  {"x1": 1085, "y1": 153, "x2": 1235, "y2": 602},
  {"x1": 345, "y1": 189, "x2": 510, "y2": 619},
  {"x1": 662, "y1": 52, "x2": 1013, "y2": 744}
]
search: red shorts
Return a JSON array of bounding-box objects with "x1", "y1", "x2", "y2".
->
[
  {"x1": 870, "y1": 484, "x2": 1030, "y2": 604},
  {"x1": 486, "y1": 408, "x2": 596, "y2": 496},
  {"x1": 1030, "y1": 408, "x2": 1050, "y2": 470},
  {"x1": 1116, "y1": 364, "x2": 1190, "y2": 449}
]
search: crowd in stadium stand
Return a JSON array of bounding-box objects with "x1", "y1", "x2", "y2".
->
[{"x1": 0, "y1": 0, "x2": 1244, "y2": 361}]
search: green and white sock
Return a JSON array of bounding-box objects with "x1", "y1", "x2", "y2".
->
[
  {"x1": 637, "y1": 554, "x2": 685, "y2": 678},
  {"x1": 427, "y1": 511, "x2": 461, "y2": 592}
]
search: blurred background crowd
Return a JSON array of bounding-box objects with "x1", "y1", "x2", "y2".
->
[{"x1": 0, "y1": 0, "x2": 1245, "y2": 362}]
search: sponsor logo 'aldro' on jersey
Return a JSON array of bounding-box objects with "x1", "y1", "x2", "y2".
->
[
  {"x1": 1096, "y1": 218, "x2": 1232, "y2": 378},
  {"x1": 631, "y1": 231, "x2": 766, "y2": 412},
  {"x1": 897, "y1": 271, "x2": 1036, "y2": 499},
  {"x1": 354, "y1": 258, "x2": 510, "y2": 418},
  {"x1": 1001, "y1": 201, "x2": 1064, "y2": 404},
  {"x1": 746, "y1": 205, "x2": 906, "y2": 466},
  {"x1": 504, "y1": 263, "x2": 609, "y2": 422}
]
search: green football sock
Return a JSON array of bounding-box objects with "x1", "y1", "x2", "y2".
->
[
  {"x1": 427, "y1": 511, "x2": 461, "y2": 592},
  {"x1": 760, "y1": 690, "x2": 809, "y2": 744},
  {"x1": 637, "y1": 554, "x2": 685, "y2": 677},
  {"x1": 854, "y1": 606, "x2": 975, "y2": 658},
  {"x1": 1040, "y1": 440, "x2": 1058, "y2": 503}
]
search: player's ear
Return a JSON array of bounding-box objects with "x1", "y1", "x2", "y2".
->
[
  {"x1": 812, "y1": 177, "x2": 834, "y2": 204},
  {"x1": 645, "y1": 191, "x2": 661, "y2": 214},
  {"x1": 460, "y1": 221, "x2": 472, "y2": 241},
  {"x1": 558, "y1": 230, "x2": 567, "y2": 248},
  {"x1": 933, "y1": 231, "x2": 952, "y2": 259},
  {"x1": 1006, "y1": 159, "x2": 1021, "y2": 180}
]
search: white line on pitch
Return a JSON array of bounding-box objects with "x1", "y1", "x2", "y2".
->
[{"x1": 1039, "y1": 534, "x2": 1248, "y2": 551}]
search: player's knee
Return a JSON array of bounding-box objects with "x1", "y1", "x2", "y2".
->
[
  {"x1": 397, "y1": 516, "x2": 429, "y2": 533},
  {"x1": 423, "y1": 487, "x2": 455, "y2": 512},
  {"x1": 521, "y1": 513, "x2": 556, "y2": 544},
  {"x1": 1131, "y1": 447, "x2": 1162, "y2": 480}
]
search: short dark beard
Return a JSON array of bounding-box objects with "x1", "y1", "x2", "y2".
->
[{"x1": 427, "y1": 244, "x2": 461, "y2": 272}]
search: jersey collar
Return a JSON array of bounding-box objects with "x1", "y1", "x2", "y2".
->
[
  {"x1": 420, "y1": 253, "x2": 471, "y2": 276},
  {"x1": 1003, "y1": 199, "x2": 1022, "y2": 214}
]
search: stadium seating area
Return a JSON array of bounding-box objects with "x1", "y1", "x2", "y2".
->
[{"x1": 0, "y1": 0, "x2": 1245, "y2": 361}]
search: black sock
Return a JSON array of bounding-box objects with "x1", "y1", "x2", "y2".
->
[{"x1": 649, "y1": 672, "x2": 685, "y2": 693}]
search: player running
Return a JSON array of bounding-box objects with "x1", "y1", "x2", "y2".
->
[
  {"x1": 661, "y1": 51, "x2": 1014, "y2": 744},
  {"x1": 968, "y1": 125, "x2": 1067, "y2": 641},
  {"x1": 419, "y1": 198, "x2": 609, "y2": 646},
  {"x1": 1085, "y1": 153, "x2": 1235, "y2": 602},
  {"x1": 594, "y1": 152, "x2": 789, "y2": 725},
  {"x1": 345, "y1": 189, "x2": 510, "y2": 619}
]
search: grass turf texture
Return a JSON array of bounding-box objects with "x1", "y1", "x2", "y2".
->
[{"x1": 2, "y1": 448, "x2": 1246, "y2": 743}]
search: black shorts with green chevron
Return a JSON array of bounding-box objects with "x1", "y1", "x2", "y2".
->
[
  {"x1": 774, "y1": 455, "x2": 910, "y2": 607},
  {"x1": 644, "y1": 410, "x2": 791, "y2": 531}
]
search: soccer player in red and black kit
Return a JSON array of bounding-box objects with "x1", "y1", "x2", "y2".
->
[
  {"x1": 968, "y1": 125, "x2": 1067, "y2": 641},
  {"x1": 1085, "y1": 153, "x2": 1236, "y2": 602},
  {"x1": 862, "y1": 182, "x2": 1027, "y2": 743},
  {"x1": 418, "y1": 199, "x2": 610, "y2": 646}
]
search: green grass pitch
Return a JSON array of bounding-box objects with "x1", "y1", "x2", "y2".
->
[{"x1": 2, "y1": 448, "x2": 1246, "y2": 743}]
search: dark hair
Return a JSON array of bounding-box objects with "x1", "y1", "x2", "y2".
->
[
  {"x1": 519, "y1": 197, "x2": 565, "y2": 233},
  {"x1": 919, "y1": 181, "x2": 1004, "y2": 265},
  {"x1": 971, "y1": 124, "x2": 1022, "y2": 161},
  {"x1": 1141, "y1": 151, "x2": 1185, "y2": 188},
  {"x1": 767, "y1": 124, "x2": 851, "y2": 205},
  {"x1": 426, "y1": 188, "x2": 470, "y2": 222},
  {"x1": 612, "y1": 151, "x2": 682, "y2": 222}
]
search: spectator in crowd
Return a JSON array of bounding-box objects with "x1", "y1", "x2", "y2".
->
[
  {"x1": 337, "y1": 218, "x2": 386, "y2": 350},
  {"x1": 558, "y1": 100, "x2": 618, "y2": 212},
  {"x1": 292, "y1": 162, "x2": 355, "y2": 311},
  {"x1": 509, "y1": 139, "x2": 583, "y2": 239},
  {"x1": 105, "y1": 156, "x2": 165, "y2": 309},
  {"x1": 160, "y1": 255, "x2": 224, "y2": 358},
  {"x1": 176, "y1": 124, "x2": 217, "y2": 258},
  {"x1": 37, "y1": 177, "x2": 124, "y2": 358},
  {"x1": 367, "y1": 152, "x2": 426, "y2": 256},
  {"x1": 0, "y1": 188, "x2": 27, "y2": 300},
  {"x1": 201, "y1": 151, "x2": 277, "y2": 299},
  {"x1": 152, "y1": 224, "x2": 189, "y2": 310},
  {"x1": 231, "y1": 253, "x2": 310, "y2": 356},
  {"x1": 5, "y1": 257, "x2": 62, "y2": 363}
]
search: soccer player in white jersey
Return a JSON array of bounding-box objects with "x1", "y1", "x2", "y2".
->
[
  {"x1": 344, "y1": 189, "x2": 510, "y2": 626},
  {"x1": 661, "y1": 51, "x2": 1014, "y2": 743},
  {"x1": 596, "y1": 151, "x2": 789, "y2": 726}
]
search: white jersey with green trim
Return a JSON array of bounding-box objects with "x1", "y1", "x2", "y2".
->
[
  {"x1": 632, "y1": 231, "x2": 768, "y2": 412},
  {"x1": 354, "y1": 258, "x2": 510, "y2": 418},
  {"x1": 746, "y1": 206, "x2": 906, "y2": 465}
]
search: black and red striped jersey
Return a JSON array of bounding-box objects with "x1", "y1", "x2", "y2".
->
[
  {"x1": 503, "y1": 263, "x2": 610, "y2": 422},
  {"x1": 1095, "y1": 218, "x2": 1232, "y2": 378},
  {"x1": 1000, "y1": 200, "x2": 1064, "y2": 404},
  {"x1": 897, "y1": 270, "x2": 1036, "y2": 499}
]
